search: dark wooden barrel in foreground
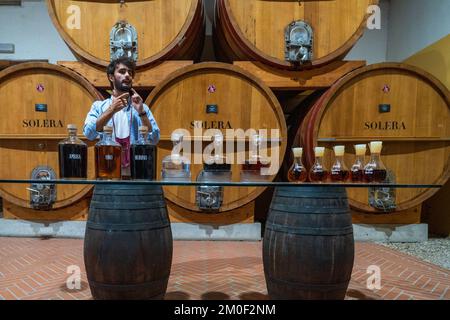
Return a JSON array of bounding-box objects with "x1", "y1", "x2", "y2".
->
[
  {"x1": 84, "y1": 185, "x2": 173, "y2": 300},
  {"x1": 263, "y1": 186, "x2": 354, "y2": 300}
]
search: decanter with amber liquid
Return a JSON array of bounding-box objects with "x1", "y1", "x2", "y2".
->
[
  {"x1": 330, "y1": 145, "x2": 349, "y2": 182},
  {"x1": 350, "y1": 144, "x2": 366, "y2": 182},
  {"x1": 363, "y1": 141, "x2": 387, "y2": 183},
  {"x1": 95, "y1": 126, "x2": 122, "y2": 180},
  {"x1": 309, "y1": 147, "x2": 329, "y2": 182},
  {"x1": 287, "y1": 147, "x2": 307, "y2": 182},
  {"x1": 58, "y1": 124, "x2": 87, "y2": 178},
  {"x1": 241, "y1": 134, "x2": 271, "y2": 181}
]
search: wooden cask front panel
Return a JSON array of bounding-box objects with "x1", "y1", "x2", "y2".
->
[
  {"x1": 146, "y1": 62, "x2": 287, "y2": 216},
  {"x1": 0, "y1": 63, "x2": 102, "y2": 219},
  {"x1": 297, "y1": 63, "x2": 450, "y2": 213},
  {"x1": 47, "y1": 0, "x2": 205, "y2": 68},
  {"x1": 215, "y1": 0, "x2": 376, "y2": 70}
]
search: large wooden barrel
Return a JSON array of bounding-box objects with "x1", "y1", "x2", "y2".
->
[
  {"x1": 84, "y1": 185, "x2": 173, "y2": 300},
  {"x1": 263, "y1": 186, "x2": 354, "y2": 300},
  {"x1": 297, "y1": 63, "x2": 450, "y2": 213},
  {"x1": 0, "y1": 62, "x2": 102, "y2": 220},
  {"x1": 145, "y1": 62, "x2": 287, "y2": 214},
  {"x1": 214, "y1": 0, "x2": 377, "y2": 70},
  {"x1": 46, "y1": 0, "x2": 205, "y2": 69}
]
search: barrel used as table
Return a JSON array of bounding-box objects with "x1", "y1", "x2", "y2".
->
[
  {"x1": 263, "y1": 186, "x2": 354, "y2": 300},
  {"x1": 84, "y1": 184, "x2": 173, "y2": 300}
]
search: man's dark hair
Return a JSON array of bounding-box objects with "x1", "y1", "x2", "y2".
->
[{"x1": 106, "y1": 57, "x2": 136, "y2": 88}]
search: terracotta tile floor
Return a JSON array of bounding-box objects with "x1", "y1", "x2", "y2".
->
[{"x1": 0, "y1": 237, "x2": 448, "y2": 300}]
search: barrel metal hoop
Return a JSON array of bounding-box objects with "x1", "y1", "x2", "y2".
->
[
  {"x1": 89, "y1": 201, "x2": 166, "y2": 210},
  {"x1": 269, "y1": 207, "x2": 350, "y2": 215},
  {"x1": 93, "y1": 189, "x2": 164, "y2": 195},
  {"x1": 267, "y1": 276, "x2": 350, "y2": 291},
  {"x1": 86, "y1": 221, "x2": 170, "y2": 231},
  {"x1": 266, "y1": 223, "x2": 353, "y2": 236},
  {"x1": 273, "y1": 193, "x2": 348, "y2": 200}
]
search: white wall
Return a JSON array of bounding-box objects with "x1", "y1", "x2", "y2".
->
[
  {"x1": 0, "y1": 0, "x2": 75, "y2": 62},
  {"x1": 387, "y1": 0, "x2": 450, "y2": 61},
  {"x1": 345, "y1": 0, "x2": 390, "y2": 64},
  {"x1": 0, "y1": 0, "x2": 448, "y2": 64}
]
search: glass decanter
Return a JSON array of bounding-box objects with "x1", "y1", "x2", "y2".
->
[
  {"x1": 161, "y1": 132, "x2": 191, "y2": 181},
  {"x1": 130, "y1": 126, "x2": 157, "y2": 180},
  {"x1": 58, "y1": 124, "x2": 87, "y2": 178},
  {"x1": 95, "y1": 126, "x2": 122, "y2": 180},
  {"x1": 241, "y1": 134, "x2": 271, "y2": 182},
  {"x1": 330, "y1": 145, "x2": 349, "y2": 182},
  {"x1": 309, "y1": 147, "x2": 329, "y2": 182},
  {"x1": 363, "y1": 141, "x2": 387, "y2": 183},
  {"x1": 287, "y1": 147, "x2": 307, "y2": 182},
  {"x1": 350, "y1": 144, "x2": 366, "y2": 182}
]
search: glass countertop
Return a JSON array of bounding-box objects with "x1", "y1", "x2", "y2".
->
[{"x1": 0, "y1": 179, "x2": 442, "y2": 188}]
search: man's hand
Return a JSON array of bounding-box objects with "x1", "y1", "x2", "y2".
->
[
  {"x1": 110, "y1": 92, "x2": 129, "y2": 113},
  {"x1": 130, "y1": 88, "x2": 144, "y2": 113}
]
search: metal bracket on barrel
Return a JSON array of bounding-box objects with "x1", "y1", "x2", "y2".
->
[
  {"x1": 368, "y1": 170, "x2": 397, "y2": 212},
  {"x1": 285, "y1": 20, "x2": 313, "y2": 64},
  {"x1": 29, "y1": 166, "x2": 57, "y2": 210},
  {"x1": 110, "y1": 20, "x2": 138, "y2": 62}
]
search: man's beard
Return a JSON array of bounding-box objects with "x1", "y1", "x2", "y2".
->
[{"x1": 114, "y1": 78, "x2": 131, "y2": 93}]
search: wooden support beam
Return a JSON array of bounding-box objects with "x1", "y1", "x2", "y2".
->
[
  {"x1": 57, "y1": 60, "x2": 366, "y2": 91},
  {"x1": 0, "y1": 59, "x2": 48, "y2": 71},
  {"x1": 57, "y1": 61, "x2": 194, "y2": 89},
  {"x1": 234, "y1": 60, "x2": 366, "y2": 90}
]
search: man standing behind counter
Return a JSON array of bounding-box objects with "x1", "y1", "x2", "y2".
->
[{"x1": 83, "y1": 57, "x2": 160, "y2": 177}]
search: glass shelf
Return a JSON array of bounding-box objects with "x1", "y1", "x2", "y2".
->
[{"x1": 0, "y1": 179, "x2": 443, "y2": 188}]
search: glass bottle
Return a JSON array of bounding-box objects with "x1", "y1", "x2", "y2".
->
[
  {"x1": 95, "y1": 126, "x2": 122, "y2": 180},
  {"x1": 309, "y1": 147, "x2": 329, "y2": 182},
  {"x1": 287, "y1": 147, "x2": 307, "y2": 182},
  {"x1": 130, "y1": 126, "x2": 157, "y2": 180},
  {"x1": 58, "y1": 124, "x2": 87, "y2": 178},
  {"x1": 364, "y1": 141, "x2": 387, "y2": 183},
  {"x1": 161, "y1": 133, "x2": 191, "y2": 181},
  {"x1": 330, "y1": 145, "x2": 349, "y2": 182},
  {"x1": 241, "y1": 134, "x2": 271, "y2": 182},
  {"x1": 350, "y1": 144, "x2": 366, "y2": 182}
]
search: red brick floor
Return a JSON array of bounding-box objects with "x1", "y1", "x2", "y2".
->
[{"x1": 0, "y1": 237, "x2": 448, "y2": 300}]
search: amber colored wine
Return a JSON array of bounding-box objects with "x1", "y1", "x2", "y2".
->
[
  {"x1": 95, "y1": 145, "x2": 121, "y2": 179},
  {"x1": 309, "y1": 170, "x2": 329, "y2": 182},
  {"x1": 58, "y1": 144, "x2": 87, "y2": 178},
  {"x1": 288, "y1": 167, "x2": 307, "y2": 182},
  {"x1": 330, "y1": 170, "x2": 350, "y2": 182},
  {"x1": 363, "y1": 169, "x2": 387, "y2": 183},
  {"x1": 350, "y1": 169, "x2": 364, "y2": 182}
]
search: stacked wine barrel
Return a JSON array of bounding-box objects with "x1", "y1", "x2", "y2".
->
[
  {"x1": 0, "y1": 0, "x2": 206, "y2": 220},
  {"x1": 295, "y1": 63, "x2": 450, "y2": 214},
  {"x1": 0, "y1": 63, "x2": 101, "y2": 220},
  {"x1": 46, "y1": 0, "x2": 206, "y2": 68},
  {"x1": 2, "y1": 0, "x2": 447, "y2": 226},
  {"x1": 144, "y1": 63, "x2": 286, "y2": 220},
  {"x1": 214, "y1": 0, "x2": 377, "y2": 70}
]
